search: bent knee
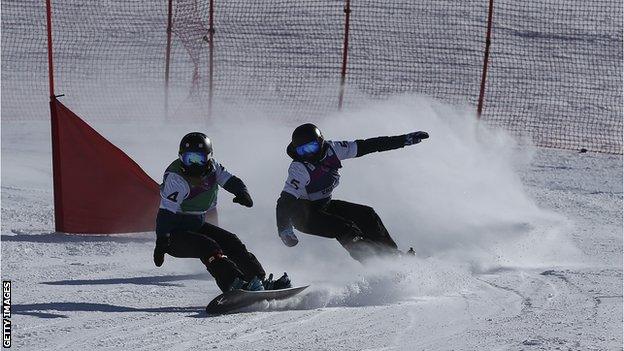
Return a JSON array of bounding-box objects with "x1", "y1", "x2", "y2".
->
[{"x1": 221, "y1": 234, "x2": 249, "y2": 252}]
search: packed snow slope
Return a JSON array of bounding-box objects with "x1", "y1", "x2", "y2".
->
[{"x1": 1, "y1": 96, "x2": 622, "y2": 350}]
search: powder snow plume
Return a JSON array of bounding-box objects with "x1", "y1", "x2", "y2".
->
[{"x1": 92, "y1": 94, "x2": 579, "y2": 305}]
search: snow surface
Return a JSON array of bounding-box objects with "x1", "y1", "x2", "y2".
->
[{"x1": 1, "y1": 96, "x2": 622, "y2": 350}]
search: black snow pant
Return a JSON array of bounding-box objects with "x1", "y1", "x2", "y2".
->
[
  {"x1": 155, "y1": 209, "x2": 265, "y2": 292},
  {"x1": 292, "y1": 199, "x2": 401, "y2": 262}
]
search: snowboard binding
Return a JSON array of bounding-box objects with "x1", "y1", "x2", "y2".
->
[{"x1": 263, "y1": 272, "x2": 292, "y2": 290}]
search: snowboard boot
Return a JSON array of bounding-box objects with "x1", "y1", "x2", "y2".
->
[
  {"x1": 262, "y1": 273, "x2": 275, "y2": 290},
  {"x1": 229, "y1": 276, "x2": 265, "y2": 292},
  {"x1": 246, "y1": 276, "x2": 265, "y2": 291},
  {"x1": 263, "y1": 273, "x2": 292, "y2": 290},
  {"x1": 273, "y1": 273, "x2": 292, "y2": 290}
]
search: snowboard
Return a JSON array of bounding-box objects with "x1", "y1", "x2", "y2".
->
[{"x1": 206, "y1": 285, "x2": 309, "y2": 314}]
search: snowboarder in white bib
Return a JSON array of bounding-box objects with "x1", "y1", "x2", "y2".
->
[
  {"x1": 276, "y1": 124, "x2": 429, "y2": 262},
  {"x1": 154, "y1": 132, "x2": 290, "y2": 292}
]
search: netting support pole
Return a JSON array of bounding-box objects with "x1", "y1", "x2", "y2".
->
[
  {"x1": 46, "y1": 0, "x2": 63, "y2": 232},
  {"x1": 338, "y1": 0, "x2": 351, "y2": 110},
  {"x1": 46, "y1": 0, "x2": 55, "y2": 99},
  {"x1": 477, "y1": 0, "x2": 494, "y2": 119},
  {"x1": 207, "y1": 0, "x2": 215, "y2": 119},
  {"x1": 164, "y1": 0, "x2": 173, "y2": 120}
]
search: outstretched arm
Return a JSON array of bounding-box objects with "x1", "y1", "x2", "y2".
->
[
  {"x1": 355, "y1": 131, "x2": 429, "y2": 157},
  {"x1": 222, "y1": 176, "x2": 253, "y2": 207},
  {"x1": 215, "y1": 161, "x2": 253, "y2": 207}
]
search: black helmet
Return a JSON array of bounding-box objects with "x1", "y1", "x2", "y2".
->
[
  {"x1": 178, "y1": 132, "x2": 213, "y2": 176},
  {"x1": 288, "y1": 123, "x2": 326, "y2": 162}
]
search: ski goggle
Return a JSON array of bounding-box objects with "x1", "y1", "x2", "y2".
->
[
  {"x1": 295, "y1": 140, "x2": 321, "y2": 156},
  {"x1": 180, "y1": 151, "x2": 209, "y2": 166}
]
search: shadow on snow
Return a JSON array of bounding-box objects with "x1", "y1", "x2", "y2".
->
[
  {"x1": 13, "y1": 302, "x2": 205, "y2": 319},
  {"x1": 41, "y1": 273, "x2": 210, "y2": 287},
  {"x1": 3, "y1": 230, "x2": 153, "y2": 244}
]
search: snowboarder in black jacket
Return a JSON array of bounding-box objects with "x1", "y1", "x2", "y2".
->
[{"x1": 276, "y1": 123, "x2": 429, "y2": 262}]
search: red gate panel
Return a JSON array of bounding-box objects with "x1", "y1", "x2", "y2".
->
[{"x1": 50, "y1": 99, "x2": 160, "y2": 234}]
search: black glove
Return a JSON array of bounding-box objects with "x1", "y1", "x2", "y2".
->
[
  {"x1": 233, "y1": 191, "x2": 253, "y2": 207},
  {"x1": 404, "y1": 131, "x2": 429, "y2": 146},
  {"x1": 153, "y1": 233, "x2": 170, "y2": 267}
]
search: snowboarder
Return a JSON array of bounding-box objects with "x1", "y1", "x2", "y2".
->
[
  {"x1": 275, "y1": 124, "x2": 429, "y2": 262},
  {"x1": 154, "y1": 132, "x2": 291, "y2": 292}
]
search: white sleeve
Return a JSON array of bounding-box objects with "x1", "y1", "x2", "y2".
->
[
  {"x1": 213, "y1": 160, "x2": 234, "y2": 186},
  {"x1": 159, "y1": 172, "x2": 190, "y2": 213},
  {"x1": 282, "y1": 162, "x2": 310, "y2": 199},
  {"x1": 328, "y1": 140, "x2": 358, "y2": 160}
]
